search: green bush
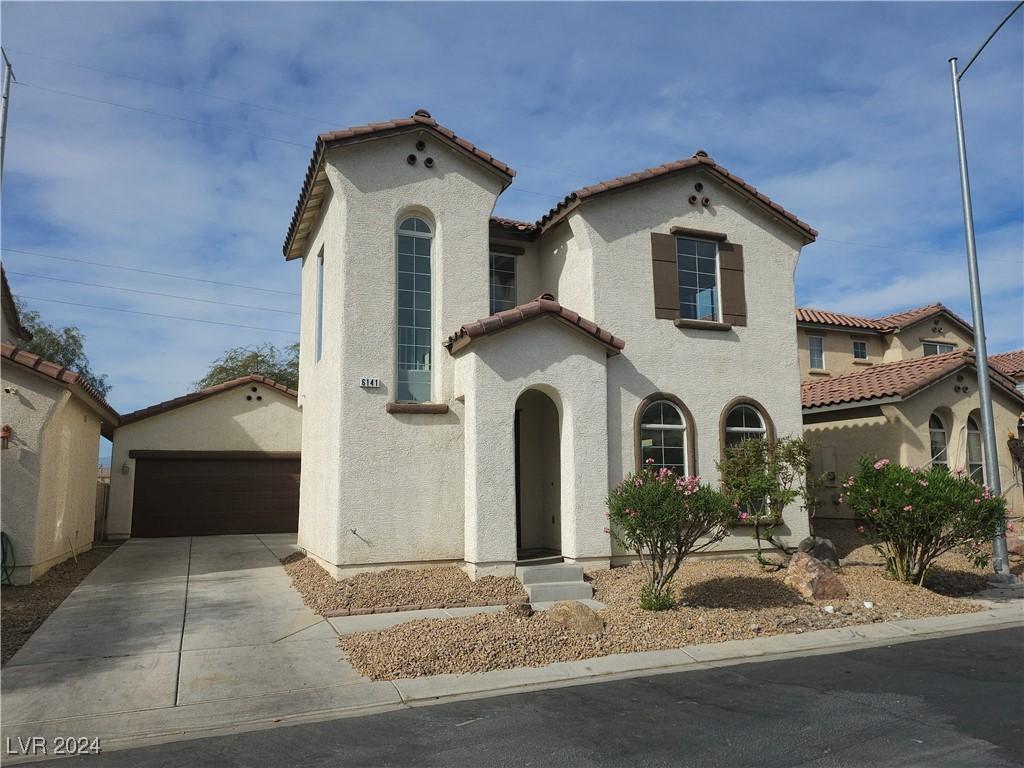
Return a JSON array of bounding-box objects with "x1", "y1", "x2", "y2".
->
[
  {"x1": 607, "y1": 462, "x2": 734, "y2": 610},
  {"x1": 840, "y1": 457, "x2": 1007, "y2": 585}
]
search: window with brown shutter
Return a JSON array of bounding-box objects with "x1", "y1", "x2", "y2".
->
[
  {"x1": 718, "y1": 241, "x2": 747, "y2": 326},
  {"x1": 650, "y1": 232, "x2": 679, "y2": 320},
  {"x1": 652, "y1": 232, "x2": 747, "y2": 327}
]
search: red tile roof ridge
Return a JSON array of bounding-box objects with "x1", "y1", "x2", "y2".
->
[
  {"x1": 119, "y1": 374, "x2": 297, "y2": 425},
  {"x1": 1, "y1": 343, "x2": 118, "y2": 424}
]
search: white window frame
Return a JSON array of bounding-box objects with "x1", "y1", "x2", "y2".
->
[
  {"x1": 396, "y1": 216, "x2": 433, "y2": 403},
  {"x1": 676, "y1": 236, "x2": 720, "y2": 323},
  {"x1": 966, "y1": 416, "x2": 984, "y2": 482},
  {"x1": 929, "y1": 413, "x2": 948, "y2": 468},
  {"x1": 923, "y1": 341, "x2": 955, "y2": 356},
  {"x1": 808, "y1": 334, "x2": 825, "y2": 370},
  {"x1": 314, "y1": 248, "x2": 325, "y2": 364},
  {"x1": 852, "y1": 339, "x2": 868, "y2": 360},
  {"x1": 724, "y1": 404, "x2": 767, "y2": 450},
  {"x1": 639, "y1": 400, "x2": 688, "y2": 473},
  {"x1": 489, "y1": 252, "x2": 517, "y2": 315}
]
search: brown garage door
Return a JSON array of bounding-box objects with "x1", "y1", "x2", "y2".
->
[{"x1": 130, "y1": 452, "x2": 300, "y2": 537}]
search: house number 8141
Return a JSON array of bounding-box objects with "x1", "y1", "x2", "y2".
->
[{"x1": 359, "y1": 377, "x2": 382, "y2": 388}]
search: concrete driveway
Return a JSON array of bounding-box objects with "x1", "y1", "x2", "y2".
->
[{"x1": 1, "y1": 535, "x2": 400, "y2": 752}]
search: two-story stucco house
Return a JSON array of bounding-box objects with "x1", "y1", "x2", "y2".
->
[
  {"x1": 284, "y1": 110, "x2": 817, "y2": 581},
  {"x1": 796, "y1": 304, "x2": 1024, "y2": 520}
]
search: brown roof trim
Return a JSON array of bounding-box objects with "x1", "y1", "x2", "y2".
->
[
  {"x1": 284, "y1": 110, "x2": 516, "y2": 260},
  {"x1": 990, "y1": 349, "x2": 1024, "y2": 378},
  {"x1": 119, "y1": 374, "x2": 297, "y2": 426},
  {"x1": 801, "y1": 349, "x2": 1024, "y2": 410},
  {"x1": 385, "y1": 402, "x2": 449, "y2": 415},
  {"x1": 128, "y1": 450, "x2": 301, "y2": 461},
  {"x1": 445, "y1": 293, "x2": 625, "y2": 356},
  {"x1": 1, "y1": 343, "x2": 119, "y2": 432},
  {"x1": 537, "y1": 152, "x2": 818, "y2": 242},
  {"x1": 489, "y1": 216, "x2": 539, "y2": 241},
  {"x1": 1, "y1": 266, "x2": 32, "y2": 342}
]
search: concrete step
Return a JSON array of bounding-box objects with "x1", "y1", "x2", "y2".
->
[
  {"x1": 525, "y1": 581, "x2": 594, "y2": 603},
  {"x1": 515, "y1": 563, "x2": 585, "y2": 585}
]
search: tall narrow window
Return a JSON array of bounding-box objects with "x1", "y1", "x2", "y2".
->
[
  {"x1": 966, "y1": 416, "x2": 984, "y2": 482},
  {"x1": 489, "y1": 253, "x2": 516, "y2": 314},
  {"x1": 639, "y1": 399, "x2": 688, "y2": 473},
  {"x1": 929, "y1": 413, "x2": 948, "y2": 468},
  {"x1": 397, "y1": 217, "x2": 432, "y2": 402},
  {"x1": 314, "y1": 248, "x2": 324, "y2": 363},
  {"x1": 677, "y1": 237, "x2": 718, "y2": 321},
  {"x1": 808, "y1": 335, "x2": 825, "y2": 370},
  {"x1": 724, "y1": 404, "x2": 767, "y2": 451}
]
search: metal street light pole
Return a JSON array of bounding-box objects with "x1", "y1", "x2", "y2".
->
[
  {"x1": 0, "y1": 48, "x2": 14, "y2": 193},
  {"x1": 948, "y1": 0, "x2": 1023, "y2": 582}
]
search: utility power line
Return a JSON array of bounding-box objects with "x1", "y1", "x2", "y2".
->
[
  {"x1": 1, "y1": 247, "x2": 298, "y2": 296},
  {"x1": 15, "y1": 295, "x2": 298, "y2": 335},
  {"x1": 6, "y1": 270, "x2": 299, "y2": 315}
]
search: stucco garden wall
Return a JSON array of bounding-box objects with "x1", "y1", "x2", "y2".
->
[
  {"x1": 107, "y1": 385, "x2": 301, "y2": 538},
  {"x1": 551, "y1": 170, "x2": 812, "y2": 556},
  {"x1": 1, "y1": 366, "x2": 100, "y2": 584}
]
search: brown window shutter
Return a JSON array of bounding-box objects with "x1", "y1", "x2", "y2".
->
[
  {"x1": 719, "y1": 241, "x2": 747, "y2": 326},
  {"x1": 651, "y1": 232, "x2": 678, "y2": 320}
]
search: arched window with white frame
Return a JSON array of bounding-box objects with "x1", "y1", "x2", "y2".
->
[
  {"x1": 966, "y1": 415, "x2": 984, "y2": 482},
  {"x1": 638, "y1": 399, "x2": 688, "y2": 473},
  {"x1": 929, "y1": 413, "x2": 948, "y2": 468},
  {"x1": 723, "y1": 404, "x2": 767, "y2": 450},
  {"x1": 396, "y1": 216, "x2": 433, "y2": 402}
]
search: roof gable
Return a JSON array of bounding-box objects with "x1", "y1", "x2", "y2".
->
[
  {"x1": 119, "y1": 375, "x2": 297, "y2": 426},
  {"x1": 796, "y1": 302, "x2": 975, "y2": 336}
]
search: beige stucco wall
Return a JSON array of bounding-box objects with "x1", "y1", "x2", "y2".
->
[
  {"x1": 806, "y1": 369, "x2": 1024, "y2": 520},
  {"x1": 797, "y1": 327, "x2": 885, "y2": 378},
  {"x1": 107, "y1": 384, "x2": 302, "y2": 538},
  {"x1": 1, "y1": 365, "x2": 100, "y2": 584},
  {"x1": 881, "y1": 314, "x2": 974, "y2": 363},
  {"x1": 560, "y1": 169, "x2": 812, "y2": 555},
  {"x1": 295, "y1": 133, "x2": 505, "y2": 575}
]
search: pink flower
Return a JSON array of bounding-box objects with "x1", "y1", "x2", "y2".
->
[
  {"x1": 909, "y1": 466, "x2": 918, "y2": 475},
  {"x1": 870, "y1": 507, "x2": 878, "y2": 514},
  {"x1": 739, "y1": 511, "x2": 750, "y2": 521},
  {"x1": 918, "y1": 480, "x2": 928, "y2": 487},
  {"x1": 1007, "y1": 521, "x2": 1017, "y2": 533},
  {"x1": 974, "y1": 498, "x2": 981, "y2": 504},
  {"x1": 645, "y1": 458, "x2": 655, "y2": 465},
  {"x1": 903, "y1": 504, "x2": 913, "y2": 512},
  {"x1": 857, "y1": 525, "x2": 866, "y2": 534},
  {"x1": 873, "y1": 459, "x2": 890, "y2": 470}
]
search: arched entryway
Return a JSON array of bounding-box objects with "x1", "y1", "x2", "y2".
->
[{"x1": 514, "y1": 388, "x2": 561, "y2": 561}]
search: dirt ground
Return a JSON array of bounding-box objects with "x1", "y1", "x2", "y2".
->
[{"x1": 1, "y1": 543, "x2": 120, "y2": 665}]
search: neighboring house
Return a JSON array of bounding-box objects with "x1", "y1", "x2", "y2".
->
[
  {"x1": 991, "y1": 349, "x2": 1024, "y2": 395},
  {"x1": 797, "y1": 304, "x2": 1024, "y2": 519},
  {"x1": 1, "y1": 316, "x2": 120, "y2": 587},
  {"x1": 106, "y1": 375, "x2": 302, "y2": 538},
  {"x1": 1, "y1": 266, "x2": 32, "y2": 346},
  {"x1": 283, "y1": 109, "x2": 817, "y2": 579}
]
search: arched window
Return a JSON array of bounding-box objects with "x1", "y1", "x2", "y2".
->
[
  {"x1": 966, "y1": 416, "x2": 984, "y2": 482},
  {"x1": 929, "y1": 413, "x2": 948, "y2": 468},
  {"x1": 636, "y1": 396, "x2": 692, "y2": 474},
  {"x1": 723, "y1": 404, "x2": 766, "y2": 451},
  {"x1": 396, "y1": 217, "x2": 432, "y2": 402}
]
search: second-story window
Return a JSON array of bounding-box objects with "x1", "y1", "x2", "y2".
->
[
  {"x1": 852, "y1": 340, "x2": 868, "y2": 360},
  {"x1": 314, "y1": 248, "x2": 325, "y2": 363},
  {"x1": 677, "y1": 237, "x2": 718, "y2": 322},
  {"x1": 397, "y1": 217, "x2": 432, "y2": 402},
  {"x1": 489, "y1": 253, "x2": 516, "y2": 314},
  {"x1": 923, "y1": 341, "x2": 955, "y2": 356},
  {"x1": 808, "y1": 335, "x2": 825, "y2": 370}
]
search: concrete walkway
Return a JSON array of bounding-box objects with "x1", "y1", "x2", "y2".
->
[{"x1": 2, "y1": 537, "x2": 1021, "y2": 762}]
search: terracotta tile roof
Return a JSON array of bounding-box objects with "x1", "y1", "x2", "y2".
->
[
  {"x1": 795, "y1": 308, "x2": 888, "y2": 330},
  {"x1": 445, "y1": 293, "x2": 625, "y2": 356},
  {"x1": 991, "y1": 349, "x2": 1024, "y2": 378},
  {"x1": 1, "y1": 265, "x2": 32, "y2": 342},
  {"x1": 489, "y1": 216, "x2": 538, "y2": 235},
  {"x1": 284, "y1": 110, "x2": 516, "y2": 260},
  {"x1": 1, "y1": 343, "x2": 118, "y2": 431},
  {"x1": 801, "y1": 349, "x2": 1024, "y2": 409},
  {"x1": 872, "y1": 302, "x2": 973, "y2": 333},
  {"x1": 536, "y1": 151, "x2": 817, "y2": 242},
  {"x1": 119, "y1": 374, "x2": 297, "y2": 426}
]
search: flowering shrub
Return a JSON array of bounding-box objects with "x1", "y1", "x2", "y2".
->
[
  {"x1": 841, "y1": 456, "x2": 1008, "y2": 585},
  {"x1": 606, "y1": 461, "x2": 734, "y2": 609}
]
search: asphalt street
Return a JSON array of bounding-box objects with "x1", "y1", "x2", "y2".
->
[{"x1": 32, "y1": 627, "x2": 1024, "y2": 767}]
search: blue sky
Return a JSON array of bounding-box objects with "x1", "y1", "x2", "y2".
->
[{"x1": 2, "y1": 1, "x2": 1022, "y2": 418}]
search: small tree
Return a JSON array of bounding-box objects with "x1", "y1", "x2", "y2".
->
[
  {"x1": 17, "y1": 305, "x2": 111, "y2": 396},
  {"x1": 194, "y1": 342, "x2": 299, "y2": 391},
  {"x1": 716, "y1": 436, "x2": 812, "y2": 567},
  {"x1": 840, "y1": 457, "x2": 1007, "y2": 585},
  {"x1": 606, "y1": 462, "x2": 734, "y2": 610}
]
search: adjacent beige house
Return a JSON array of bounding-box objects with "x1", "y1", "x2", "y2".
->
[
  {"x1": 284, "y1": 109, "x2": 818, "y2": 580},
  {"x1": 991, "y1": 349, "x2": 1024, "y2": 395},
  {"x1": 797, "y1": 304, "x2": 1024, "y2": 519},
  {"x1": 106, "y1": 375, "x2": 302, "y2": 539}
]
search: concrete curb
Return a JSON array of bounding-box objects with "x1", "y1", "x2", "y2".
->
[
  {"x1": 324, "y1": 596, "x2": 528, "y2": 618},
  {"x1": 3, "y1": 604, "x2": 1020, "y2": 762}
]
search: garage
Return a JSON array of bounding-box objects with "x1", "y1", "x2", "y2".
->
[
  {"x1": 106, "y1": 375, "x2": 303, "y2": 539},
  {"x1": 130, "y1": 452, "x2": 300, "y2": 537}
]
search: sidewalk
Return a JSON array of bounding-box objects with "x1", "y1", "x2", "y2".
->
[{"x1": 3, "y1": 596, "x2": 1019, "y2": 762}]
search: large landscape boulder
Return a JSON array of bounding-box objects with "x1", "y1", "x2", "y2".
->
[
  {"x1": 784, "y1": 552, "x2": 848, "y2": 601},
  {"x1": 544, "y1": 601, "x2": 605, "y2": 636},
  {"x1": 797, "y1": 536, "x2": 841, "y2": 569}
]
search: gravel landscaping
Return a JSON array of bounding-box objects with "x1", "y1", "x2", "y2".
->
[
  {"x1": 283, "y1": 553, "x2": 526, "y2": 614},
  {"x1": 1, "y1": 543, "x2": 120, "y2": 665},
  {"x1": 338, "y1": 544, "x2": 989, "y2": 681}
]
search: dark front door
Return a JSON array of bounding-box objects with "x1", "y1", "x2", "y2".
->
[{"x1": 131, "y1": 454, "x2": 300, "y2": 537}]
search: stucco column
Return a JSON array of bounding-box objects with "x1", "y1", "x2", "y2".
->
[{"x1": 560, "y1": 389, "x2": 612, "y2": 571}]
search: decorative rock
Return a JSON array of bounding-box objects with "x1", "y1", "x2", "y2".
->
[
  {"x1": 863, "y1": 601, "x2": 874, "y2": 609},
  {"x1": 506, "y1": 602, "x2": 534, "y2": 618},
  {"x1": 796, "y1": 536, "x2": 841, "y2": 569},
  {"x1": 544, "y1": 601, "x2": 605, "y2": 636},
  {"x1": 784, "y1": 551, "x2": 848, "y2": 601}
]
